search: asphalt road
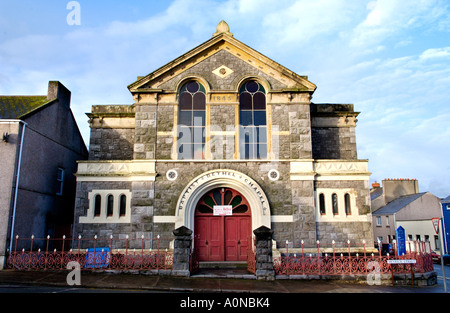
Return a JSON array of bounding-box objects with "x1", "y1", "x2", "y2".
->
[
  {"x1": 0, "y1": 264, "x2": 448, "y2": 294},
  {"x1": 433, "y1": 263, "x2": 450, "y2": 291}
]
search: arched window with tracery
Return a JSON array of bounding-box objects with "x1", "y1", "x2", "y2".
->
[
  {"x1": 239, "y1": 80, "x2": 267, "y2": 159},
  {"x1": 177, "y1": 81, "x2": 206, "y2": 159}
]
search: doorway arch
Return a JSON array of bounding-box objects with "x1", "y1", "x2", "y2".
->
[{"x1": 174, "y1": 169, "x2": 271, "y2": 235}]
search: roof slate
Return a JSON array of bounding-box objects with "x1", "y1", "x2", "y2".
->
[
  {"x1": 0, "y1": 96, "x2": 51, "y2": 119},
  {"x1": 373, "y1": 192, "x2": 427, "y2": 215}
]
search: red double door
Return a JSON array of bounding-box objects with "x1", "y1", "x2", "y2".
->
[{"x1": 194, "y1": 188, "x2": 251, "y2": 262}]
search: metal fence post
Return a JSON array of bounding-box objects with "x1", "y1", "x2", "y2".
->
[
  {"x1": 141, "y1": 235, "x2": 144, "y2": 270},
  {"x1": 93, "y1": 235, "x2": 97, "y2": 270}
]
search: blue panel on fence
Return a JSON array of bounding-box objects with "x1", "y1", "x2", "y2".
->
[
  {"x1": 85, "y1": 247, "x2": 110, "y2": 268},
  {"x1": 396, "y1": 226, "x2": 406, "y2": 256}
]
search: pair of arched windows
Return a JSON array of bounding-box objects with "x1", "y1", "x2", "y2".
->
[
  {"x1": 94, "y1": 194, "x2": 127, "y2": 217},
  {"x1": 319, "y1": 193, "x2": 351, "y2": 216},
  {"x1": 176, "y1": 80, "x2": 267, "y2": 160}
]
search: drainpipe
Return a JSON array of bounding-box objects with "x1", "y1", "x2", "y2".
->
[{"x1": 3, "y1": 120, "x2": 27, "y2": 253}]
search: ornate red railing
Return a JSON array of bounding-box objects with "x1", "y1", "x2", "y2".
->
[
  {"x1": 6, "y1": 235, "x2": 173, "y2": 271},
  {"x1": 273, "y1": 240, "x2": 434, "y2": 276}
]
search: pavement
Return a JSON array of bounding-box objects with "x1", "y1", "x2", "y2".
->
[{"x1": 0, "y1": 267, "x2": 446, "y2": 294}]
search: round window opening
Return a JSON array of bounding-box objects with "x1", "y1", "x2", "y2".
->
[
  {"x1": 166, "y1": 169, "x2": 178, "y2": 181},
  {"x1": 268, "y1": 169, "x2": 280, "y2": 181}
]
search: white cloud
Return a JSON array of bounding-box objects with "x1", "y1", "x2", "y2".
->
[
  {"x1": 350, "y1": 0, "x2": 449, "y2": 49},
  {"x1": 420, "y1": 47, "x2": 450, "y2": 60},
  {"x1": 261, "y1": 0, "x2": 361, "y2": 45}
]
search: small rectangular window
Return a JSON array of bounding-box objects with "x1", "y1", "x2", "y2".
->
[
  {"x1": 376, "y1": 216, "x2": 382, "y2": 226},
  {"x1": 56, "y1": 168, "x2": 64, "y2": 196}
]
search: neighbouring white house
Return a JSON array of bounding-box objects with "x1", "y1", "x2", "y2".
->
[{"x1": 371, "y1": 179, "x2": 442, "y2": 252}]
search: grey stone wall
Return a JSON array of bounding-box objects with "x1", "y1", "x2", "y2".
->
[
  {"x1": 316, "y1": 221, "x2": 373, "y2": 244},
  {"x1": 134, "y1": 104, "x2": 157, "y2": 160},
  {"x1": 315, "y1": 180, "x2": 371, "y2": 215},
  {"x1": 210, "y1": 104, "x2": 235, "y2": 159},
  {"x1": 311, "y1": 127, "x2": 357, "y2": 160},
  {"x1": 157, "y1": 49, "x2": 287, "y2": 91},
  {"x1": 152, "y1": 161, "x2": 319, "y2": 247},
  {"x1": 291, "y1": 104, "x2": 312, "y2": 159},
  {"x1": 156, "y1": 104, "x2": 175, "y2": 160},
  {"x1": 73, "y1": 180, "x2": 156, "y2": 249},
  {"x1": 89, "y1": 128, "x2": 134, "y2": 160},
  {"x1": 314, "y1": 179, "x2": 373, "y2": 244}
]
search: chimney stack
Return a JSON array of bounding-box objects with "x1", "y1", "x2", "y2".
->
[{"x1": 382, "y1": 178, "x2": 419, "y2": 204}]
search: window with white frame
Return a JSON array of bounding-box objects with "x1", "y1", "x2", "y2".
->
[
  {"x1": 376, "y1": 216, "x2": 382, "y2": 226},
  {"x1": 79, "y1": 189, "x2": 132, "y2": 224}
]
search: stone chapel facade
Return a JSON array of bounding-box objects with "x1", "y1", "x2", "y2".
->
[{"x1": 73, "y1": 21, "x2": 374, "y2": 262}]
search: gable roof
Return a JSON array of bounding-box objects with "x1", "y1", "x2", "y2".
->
[
  {"x1": 370, "y1": 187, "x2": 383, "y2": 201},
  {"x1": 0, "y1": 96, "x2": 55, "y2": 119},
  {"x1": 373, "y1": 192, "x2": 427, "y2": 216},
  {"x1": 128, "y1": 22, "x2": 316, "y2": 93}
]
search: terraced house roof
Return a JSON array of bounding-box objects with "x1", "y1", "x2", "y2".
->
[{"x1": 0, "y1": 95, "x2": 53, "y2": 119}]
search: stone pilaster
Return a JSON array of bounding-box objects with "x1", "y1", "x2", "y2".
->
[
  {"x1": 253, "y1": 226, "x2": 275, "y2": 280},
  {"x1": 172, "y1": 226, "x2": 193, "y2": 277}
]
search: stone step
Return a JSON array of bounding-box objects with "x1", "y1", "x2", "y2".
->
[{"x1": 199, "y1": 261, "x2": 248, "y2": 269}]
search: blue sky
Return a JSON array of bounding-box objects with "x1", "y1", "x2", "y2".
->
[{"x1": 1, "y1": 0, "x2": 449, "y2": 197}]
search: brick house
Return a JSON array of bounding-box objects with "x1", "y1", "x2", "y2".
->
[
  {"x1": 0, "y1": 81, "x2": 88, "y2": 268},
  {"x1": 73, "y1": 21, "x2": 374, "y2": 269}
]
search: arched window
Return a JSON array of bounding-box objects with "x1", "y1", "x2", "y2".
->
[
  {"x1": 319, "y1": 193, "x2": 326, "y2": 215},
  {"x1": 332, "y1": 193, "x2": 338, "y2": 215},
  {"x1": 107, "y1": 194, "x2": 114, "y2": 217},
  {"x1": 177, "y1": 81, "x2": 206, "y2": 159},
  {"x1": 239, "y1": 80, "x2": 267, "y2": 159},
  {"x1": 119, "y1": 194, "x2": 127, "y2": 217},
  {"x1": 344, "y1": 193, "x2": 351, "y2": 215},
  {"x1": 94, "y1": 194, "x2": 101, "y2": 217}
]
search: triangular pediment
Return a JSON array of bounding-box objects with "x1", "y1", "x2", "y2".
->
[{"x1": 128, "y1": 29, "x2": 316, "y2": 94}]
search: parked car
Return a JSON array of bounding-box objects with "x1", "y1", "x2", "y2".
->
[{"x1": 431, "y1": 252, "x2": 450, "y2": 265}]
